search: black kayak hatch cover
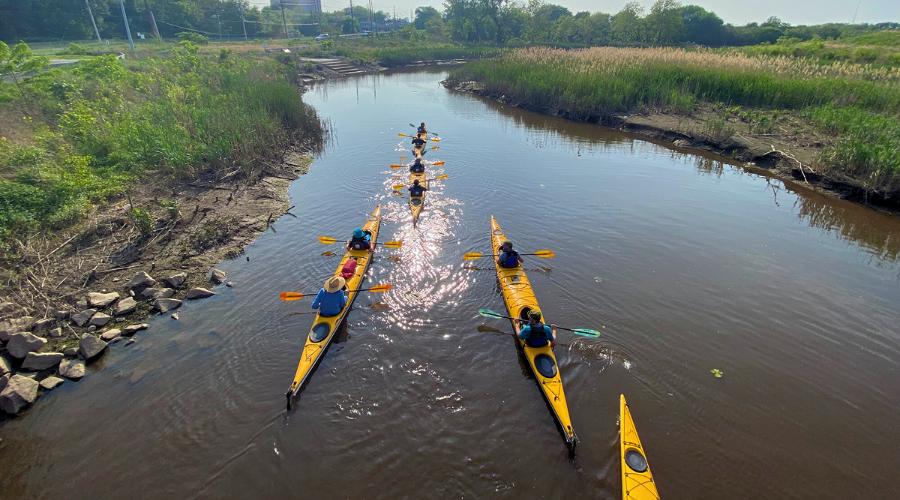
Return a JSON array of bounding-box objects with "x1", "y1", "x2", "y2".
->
[
  {"x1": 533, "y1": 353, "x2": 558, "y2": 378},
  {"x1": 309, "y1": 322, "x2": 331, "y2": 342}
]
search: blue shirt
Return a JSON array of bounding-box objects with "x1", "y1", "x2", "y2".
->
[
  {"x1": 311, "y1": 289, "x2": 348, "y2": 317},
  {"x1": 518, "y1": 324, "x2": 553, "y2": 346}
]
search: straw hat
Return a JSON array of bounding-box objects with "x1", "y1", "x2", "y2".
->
[{"x1": 324, "y1": 276, "x2": 345, "y2": 293}]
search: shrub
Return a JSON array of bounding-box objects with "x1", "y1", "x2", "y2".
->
[
  {"x1": 176, "y1": 32, "x2": 209, "y2": 45},
  {"x1": 67, "y1": 43, "x2": 88, "y2": 55}
]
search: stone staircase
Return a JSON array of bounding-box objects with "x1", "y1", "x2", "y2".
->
[{"x1": 317, "y1": 58, "x2": 367, "y2": 76}]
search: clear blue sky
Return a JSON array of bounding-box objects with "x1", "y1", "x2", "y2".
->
[{"x1": 248, "y1": 0, "x2": 898, "y2": 26}]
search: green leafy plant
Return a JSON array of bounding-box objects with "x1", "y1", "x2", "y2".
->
[
  {"x1": 129, "y1": 207, "x2": 153, "y2": 236},
  {"x1": 0, "y1": 41, "x2": 50, "y2": 92}
]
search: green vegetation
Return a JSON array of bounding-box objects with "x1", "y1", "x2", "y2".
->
[
  {"x1": 0, "y1": 42, "x2": 322, "y2": 252},
  {"x1": 450, "y1": 47, "x2": 900, "y2": 192}
]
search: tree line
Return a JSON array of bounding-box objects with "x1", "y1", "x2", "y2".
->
[{"x1": 1, "y1": 0, "x2": 897, "y2": 46}]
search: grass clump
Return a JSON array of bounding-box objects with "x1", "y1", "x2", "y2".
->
[{"x1": 0, "y1": 41, "x2": 323, "y2": 254}]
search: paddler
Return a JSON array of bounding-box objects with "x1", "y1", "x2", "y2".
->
[
  {"x1": 347, "y1": 228, "x2": 373, "y2": 251},
  {"x1": 516, "y1": 309, "x2": 557, "y2": 348},
  {"x1": 417, "y1": 122, "x2": 427, "y2": 134},
  {"x1": 497, "y1": 240, "x2": 523, "y2": 268},
  {"x1": 408, "y1": 179, "x2": 427, "y2": 197},
  {"x1": 412, "y1": 135, "x2": 426, "y2": 147},
  {"x1": 311, "y1": 276, "x2": 348, "y2": 317},
  {"x1": 410, "y1": 158, "x2": 425, "y2": 173}
]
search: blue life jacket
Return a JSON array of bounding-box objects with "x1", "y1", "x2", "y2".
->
[
  {"x1": 410, "y1": 185, "x2": 425, "y2": 196},
  {"x1": 521, "y1": 323, "x2": 551, "y2": 347},
  {"x1": 499, "y1": 249, "x2": 520, "y2": 267}
]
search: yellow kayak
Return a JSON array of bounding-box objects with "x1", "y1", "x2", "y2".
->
[
  {"x1": 286, "y1": 205, "x2": 382, "y2": 407},
  {"x1": 490, "y1": 216, "x2": 578, "y2": 451},
  {"x1": 412, "y1": 131, "x2": 427, "y2": 159},
  {"x1": 409, "y1": 167, "x2": 426, "y2": 222},
  {"x1": 620, "y1": 395, "x2": 660, "y2": 499}
]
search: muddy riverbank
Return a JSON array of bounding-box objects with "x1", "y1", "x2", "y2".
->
[
  {"x1": 0, "y1": 143, "x2": 315, "y2": 417},
  {"x1": 442, "y1": 78, "x2": 900, "y2": 212}
]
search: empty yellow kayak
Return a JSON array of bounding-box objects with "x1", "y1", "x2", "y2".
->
[
  {"x1": 286, "y1": 205, "x2": 382, "y2": 407},
  {"x1": 620, "y1": 394, "x2": 660, "y2": 499},
  {"x1": 490, "y1": 216, "x2": 578, "y2": 451}
]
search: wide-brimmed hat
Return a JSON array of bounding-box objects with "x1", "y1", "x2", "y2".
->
[
  {"x1": 353, "y1": 228, "x2": 365, "y2": 239},
  {"x1": 502, "y1": 240, "x2": 513, "y2": 248},
  {"x1": 527, "y1": 309, "x2": 542, "y2": 321},
  {"x1": 324, "y1": 276, "x2": 345, "y2": 293}
]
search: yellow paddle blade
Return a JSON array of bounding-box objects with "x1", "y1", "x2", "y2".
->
[
  {"x1": 367, "y1": 284, "x2": 392, "y2": 292},
  {"x1": 392, "y1": 184, "x2": 405, "y2": 190},
  {"x1": 430, "y1": 137, "x2": 441, "y2": 142},
  {"x1": 383, "y1": 241, "x2": 403, "y2": 248},
  {"x1": 398, "y1": 133, "x2": 408, "y2": 137},
  {"x1": 463, "y1": 252, "x2": 484, "y2": 260},
  {"x1": 390, "y1": 164, "x2": 403, "y2": 169},
  {"x1": 532, "y1": 250, "x2": 555, "y2": 258},
  {"x1": 432, "y1": 161, "x2": 445, "y2": 166},
  {"x1": 434, "y1": 174, "x2": 449, "y2": 180},
  {"x1": 279, "y1": 292, "x2": 307, "y2": 301},
  {"x1": 318, "y1": 236, "x2": 337, "y2": 244},
  {"x1": 430, "y1": 145, "x2": 439, "y2": 150}
]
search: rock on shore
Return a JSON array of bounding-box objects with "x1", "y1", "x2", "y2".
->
[
  {"x1": 0, "y1": 374, "x2": 39, "y2": 415},
  {"x1": 59, "y1": 359, "x2": 86, "y2": 380},
  {"x1": 7, "y1": 332, "x2": 48, "y2": 359},
  {"x1": 21, "y1": 352, "x2": 64, "y2": 371},
  {"x1": 79, "y1": 335, "x2": 108, "y2": 361}
]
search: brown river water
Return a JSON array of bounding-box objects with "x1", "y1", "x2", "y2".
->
[{"x1": 2, "y1": 69, "x2": 900, "y2": 499}]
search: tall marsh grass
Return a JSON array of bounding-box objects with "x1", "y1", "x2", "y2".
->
[{"x1": 0, "y1": 42, "x2": 323, "y2": 248}]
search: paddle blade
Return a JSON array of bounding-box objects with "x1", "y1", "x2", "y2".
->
[
  {"x1": 463, "y1": 252, "x2": 484, "y2": 260},
  {"x1": 279, "y1": 292, "x2": 306, "y2": 301},
  {"x1": 434, "y1": 174, "x2": 449, "y2": 180},
  {"x1": 392, "y1": 184, "x2": 405, "y2": 190},
  {"x1": 532, "y1": 250, "x2": 555, "y2": 258},
  {"x1": 572, "y1": 329, "x2": 601, "y2": 338},
  {"x1": 478, "y1": 308, "x2": 504, "y2": 319},
  {"x1": 432, "y1": 161, "x2": 445, "y2": 166},
  {"x1": 431, "y1": 145, "x2": 439, "y2": 150},
  {"x1": 398, "y1": 133, "x2": 408, "y2": 137},
  {"x1": 390, "y1": 164, "x2": 403, "y2": 169},
  {"x1": 409, "y1": 123, "x2": 416, "y2": 128},
  {"x1": 318, "y1": 236, "x2": 337, "y2": 244},
  {"x1": 430, "y1": 137, "x2": 441, "y2": 142},
  {"x1": 383, "y1": 241, "x2": 403, "y2": 248},
  {"x1": 367, "y1": 284, "x2": 392, "y2": 292}
]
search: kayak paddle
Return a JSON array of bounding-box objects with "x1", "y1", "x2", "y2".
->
[
  {"x1": 280, "y1": 284, "x2": 392, "y2": 301},
  {"x1": 318, "y1": 236, "x2": 403, "y2": 248},
  {"x1": 389, "y1": 161, "x2": 444, "y2": 169},
  {"x1": 463, "y1": 250, "x2": 555, "y2": 260},
  {"x1": 478, "y1": 308, "x2": 601, "y2": 338},
  {"x1": 393, "y1": 175, "x2": 449, "y2": 189}
]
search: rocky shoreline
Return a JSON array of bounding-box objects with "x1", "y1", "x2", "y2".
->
[
  {"x1": 442, "y1": 79, "x2": 900, "y2": 213},
  {"x1": 0, "y1": 145, "x2": 316, "y2": 420}
]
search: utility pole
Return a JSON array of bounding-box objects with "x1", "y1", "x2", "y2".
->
[
  {"x1": 84, "y1": 0, "x2": 102, "y2": 46},
  {"x1": 216, "y1": 6, "x2": 223, "y2": 41},
  {"x1": 142, "y1": 0, "x2": 159, "y2": 38},
  {"x1": 119, "y1": 0, "x2": 136, "y2": 52},
  {"x1": 349, "y1": 0, "x2": 354, "y2": 32},
  {"x1": 280, "y1": 0, "x2": 290, "y2": 38},
  {"x1": 239, "y1": 3, "x2": 248, "y2": 40},
  {"x1": 317, "y1": 0, "x2": 323, "y2": 34}
]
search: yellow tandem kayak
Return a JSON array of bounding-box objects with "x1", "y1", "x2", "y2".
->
[
  {"x1": 409, "y1": 167, "x2": 426, "y2": 222},
  {"x1": 285, "y1": 205, "x2": 382, "y2": 407},
  {"x1": 621, "y1": 394, "x2": 660, "y2": 499},
  {"x1": 490, "y1": 216, "x2": 578, "y2": 451}
]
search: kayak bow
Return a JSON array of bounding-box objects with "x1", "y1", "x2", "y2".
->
[{"x1": 620, "y1": 395, "x2": 660, "y2": 499}]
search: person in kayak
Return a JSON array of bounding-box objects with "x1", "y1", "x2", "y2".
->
[
  {"x1": 347, "y1": 228, "x2": 373, "y2": 251},
  {"x1": 409, "y1": 179, "x2": 427, "y2": 197},
  {"x1": 516, "y1": 309, "x2": 557, "y2": 348},
  {"x1": 410, "y1": 158, "x2": 425, "y2": 173},
  {"x1": 497, "y1": 240, "x2": 523, "y2": 268},
  {"x1": 311, "y1": 276, "x2": 348, "y2": 317},
  {"x1": 412, "y1": 136, "x2": 426, "y2": 147},
  {"x1": 417, "y1": 122, "x2": 427, "y2": 134}
]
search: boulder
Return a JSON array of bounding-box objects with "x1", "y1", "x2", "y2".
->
[
  {"x1": 210, "y1": 269, "x2": 226, "y2": 284},
  {"x1": 185, "y1": 288, "x2": 215, "y2": 300},
  {"x1": 100, "y1": 329, "x2": 121, "y2": 341},
  {"x1": 108, "y1": 337, "x2": 125, "y2": 345},
  {"x1": 126, "y1": 271, "x2": 156, "y2": 291},
  {"x1": 49, "y1": 327, "x2": 63, "y2": 338},
  {"x1": 32, "y1": 318, "x2": 55, "y2": 334},
  {"x1": 88, "y1": 291, "x2": 120, "y2": 308},
  {"x1": 21, "y1": 352, "x2": 64, "y2": 371},
  {"x1": 75, "y1": 299, "x2": 88, "y2": 309},
  {"x1": 40, "y1": 376, "x2": 64, "y2": 390},
  {"x1": 71, "y1": 309, "x2": 97, "y2": 327},
  {"x1": 0, "y1": 356, "x2": 10, "y2": 376},
  {"x1": 141, "y1": 288, "x2": 175, "y2": 300},
  {"x1": 78, "y1": 335, "x2": 108, "y2": 361},
  {"x1": 0, "y1": 374, "x2": 39, "y2": 414},
  {"x1": 63, "y1": 347, "x2": 78, "y2": 357},
  {"x1": 7, "y1": 332, "x2": 48, "y2": 359},
  {"x1": 115, "y1": 297, "x2": 138, "y2": 316},
  {"x1": 59, "y1": 359, "x2": 85, "y2": 380},
  {"x1": 88, "y1": 312, "x2": 112, "y2": 327},
  {"x1": 154, "y1": 298, "x2": 182, "y2": 313},
  {"x1": 0, "y1": 374, "x2": 8, "y2": 392},
  {"x1": 121, "y1": 323, "x2": 149, "y2": 336},
  {"x1": 0, "y1": 316, "x2": 35, "y2": 342},
  {"x1": 673, "y1": 139, "x2": 692, "y2": 148},
  {"x1": 164, "y1": 273, "x2": 187, "y2": 288}
]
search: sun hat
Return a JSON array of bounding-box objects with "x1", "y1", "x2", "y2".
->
[
  {"x1": 502, "y1": 240, "x2": 513, "y2": 248},
  {"x1": 353, "y1": 228, "x2": 365, "y2": 239},
  {"x1": 527, "y1": 309, "x2": 542, "y2": 321},
  {"x1": 324, "y1": 276, "x2": 346, "y2": 293}
]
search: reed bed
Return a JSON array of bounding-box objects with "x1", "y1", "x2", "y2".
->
[{"x1": 451, "y1": 46, "x2": 900, "y2": 192}]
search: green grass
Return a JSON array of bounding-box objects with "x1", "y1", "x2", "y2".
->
[{"x1": 0, "y1": 42, "x2": 322, "y2": 251}]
